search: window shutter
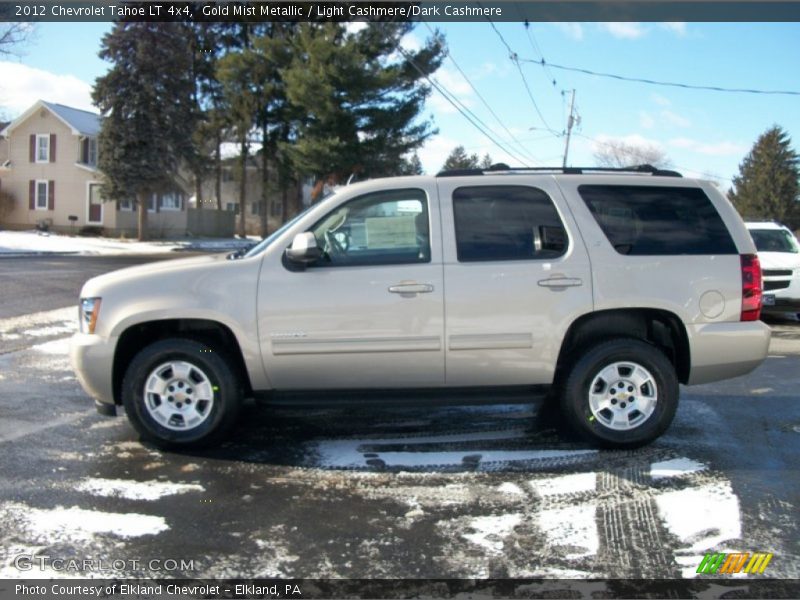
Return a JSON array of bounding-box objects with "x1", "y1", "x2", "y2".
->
[
  {"x1": 48, "y1": 180, "x2": 55, "y2": 210},
  {"x1": 81, "y1": 139, "x2": 89, "y2": 164},
  {"x1": 50, "y1": 134, "x2": 56, "y2": 163},
  {"x1": 29, "y1": 180, "x2": 35, "y2": 209},
  {"x1": 29, "y1": 135, "x2": 35, "y2": 162}
]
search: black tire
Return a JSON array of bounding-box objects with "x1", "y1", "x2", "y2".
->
[
  {"x1": 560, "y1": 338, "x2": 678, "y2": 448},
  {"x1": 121, "y1": 338, "x2": 242, "y2": 449}
]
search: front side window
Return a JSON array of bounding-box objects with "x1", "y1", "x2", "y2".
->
[
  {"x1": 453, "y1": 185, "x2": 567, "y2": 262},
  {"x1": 36, "y1": 181, "x2": 48, "y2": 209},
  {"x1": 36, "y1": 134, "x2": 49, "y2": 162},
  {"x1": 579, "y1": 185, "x2": 737, "y2": 256},
  {"x1": 750, "y1": 229, "x2": 799, "y2": 254},
  {"x1": 87, "y1": 138, "x2": 98, "y2": 166},
  {"x1": 309, "y1": 188, "x2": 430, "y2": 267}
]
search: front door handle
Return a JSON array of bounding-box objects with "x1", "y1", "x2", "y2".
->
[
  {"x1": 538, "y1": 276, "x2": 583, "y2": 288},
  {"x1": 388, "y1": 282, "x2": 434, "y2": 296}
]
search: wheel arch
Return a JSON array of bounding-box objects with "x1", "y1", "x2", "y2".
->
[
  {"x1": 555, "y1": 308, "x2": 690, "y2": 385},
  {"x1": 112, "y1": 319, "x2": 252, "y2": 405}
]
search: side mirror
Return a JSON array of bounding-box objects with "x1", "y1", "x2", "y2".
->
[{"x1": 285, "y1": 232, "x2": 322, "y2": 265}]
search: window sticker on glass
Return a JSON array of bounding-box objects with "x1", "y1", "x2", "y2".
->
[{"x1": 365, "y1": 215, "x2": 418, "y2": 248}]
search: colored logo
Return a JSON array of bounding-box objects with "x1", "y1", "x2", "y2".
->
[{"x1": 696, "y1": 552, "x2": 773, "y2": 575}]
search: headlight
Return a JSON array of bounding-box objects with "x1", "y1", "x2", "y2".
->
[{"x1": 79, "y1": 297, "x2": 102, "y2": 334}]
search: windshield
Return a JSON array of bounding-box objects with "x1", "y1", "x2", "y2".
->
[
  {"x1": 243, "y1": 202, "x2": 318, "y2": 258},
  {"x1": 750, "y1": 229, "x2": 799, "y2": 254}
]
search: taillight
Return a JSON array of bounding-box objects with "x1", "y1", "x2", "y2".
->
[{"x1": 740, "y1": 254, "x2": 762, "y2": 321}]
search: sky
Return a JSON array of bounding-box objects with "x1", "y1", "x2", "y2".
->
[{"x1": 1, "y1": 20, "x2": 799, "y2": 189}]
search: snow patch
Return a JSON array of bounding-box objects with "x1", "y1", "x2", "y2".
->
[
  {"x1": 0, "y1": 502, "x2": 168, "y2": 541},
  {"x1": 22, "y1": 323, "x2": 75, "y2": 337},
  {"x1": 655, "y1": 481, "x2": 741, "y2": 555},
  {"x1": 462, "y1": 513, "x2": 522, "y2": 554},
  {"x1": 31, "y1": 338, "x2": 71, "y2": 355},
  {"x1": 0, "y1": 306, "x2": 75, "y2": 334},
  {"x1": 497, "y1": 482, "x2": 525, "y2": 496},
  {"x1": 538, "y1": 503, "x2": 599, "y2": 559},
  {"x1": 530, "y1": 472, "x2": 596, "y2": 497},
  {"x1": 650, "y1": 457, "x2": 707, "y2": 480},
  {"x1": 76, "y1": 478, "x2": 204, "y2": 501}
]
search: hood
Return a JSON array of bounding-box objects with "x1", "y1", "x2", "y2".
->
[
  {"x1": 80, "y1": 253, "x2": 231, "y2": 297},
  {"x1": 757, "y1": 251, "x2": 800, "y2": 271}
]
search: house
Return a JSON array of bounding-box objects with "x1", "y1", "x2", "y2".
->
[
  {"x1": 196, "y1": 153, "x2": 313, "y2": 236},
  {"x1": 0, "y1": 100, "x2": 190, "y2": 237}
]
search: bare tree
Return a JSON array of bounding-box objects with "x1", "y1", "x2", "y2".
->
[
  {"x1": 593, "y1": 139, "x2": 672, "y2": 169},
  {"x1": 0, "y1": 24, "x2": 34, "y2": 56}
]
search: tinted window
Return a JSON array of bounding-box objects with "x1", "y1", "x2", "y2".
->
[
  {"x1": 750, "y1": 229, "x2": 799, "y2": 254},
  {"x1": 453, "y1": 186, "x2": 567, "y2": 262},
  {"x1": 578, "y1": 185, "x2": 737, "y2": 255},
  {"x1": 309, "y1": 188, "x2": 430, "y2": 267}
]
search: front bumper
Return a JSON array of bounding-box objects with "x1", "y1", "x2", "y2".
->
[
  {"x1": 686, "y1": 320, "x2": 771, "y2": 385},
  {"x1": 69, "y1": 332, "x2": 118, "y2": 410}
]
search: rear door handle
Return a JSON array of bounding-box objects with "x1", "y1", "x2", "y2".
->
[
  {"x1": 538, "y1": 276, "x2": 583, "y2": 288},
  {"x1": 388, "y1": 283, "x2": 434, "y2": 296}
]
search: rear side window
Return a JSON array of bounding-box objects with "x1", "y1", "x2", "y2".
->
[
  {"x1": 578, "y1": 185, "x2": 737, "y2": 255},
  {"x1": 453, "y1": 185, "x2": 567, "y2": 262}
]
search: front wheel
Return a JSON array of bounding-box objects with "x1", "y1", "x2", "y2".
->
[
  {"x1": 121, "y1": 338, "x2": 242, "y2": 449},
  {"x1": 560, "y1": 339, "x2": 678, "y2": 448}
]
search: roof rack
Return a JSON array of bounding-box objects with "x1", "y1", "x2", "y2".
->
[{"x1": 436, "y1": 163, "x2": 683, "y2": 178}]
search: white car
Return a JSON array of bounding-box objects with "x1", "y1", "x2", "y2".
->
[{"x1": 745, "y1": 221, "x2": 800, "y2": 315}]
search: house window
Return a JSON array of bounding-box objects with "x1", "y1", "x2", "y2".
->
[
  {"x1": 36, "y1": 134, "x2": 50, "y2": 162},
  {"x1": 270, "y1": 200, "x2": 283, "y2": 217},
  {"x1": 161, "y1": 193, "x2": 181, "y2": 211},
  {"x1": 226, "y1": 202, "x2": 239, "y2": 214},
  {"x1": 118, "y1": 198, "x2": 134, "y2": 211},
  {"x1": 149, "y1": 194, "x2": 157, "y2": 212},
  {"x1": 36, "y1": 180, "x2": 49, "y2": 210},
  {"x1": 88, "y1": 138, "x2": 98, "y2": 166},
  {"x1": 222, "y1": 168, "x2": 234, "y2": 183},
  {"x1": 251, "y1": 202, "x2": 260, "y2": 215}
]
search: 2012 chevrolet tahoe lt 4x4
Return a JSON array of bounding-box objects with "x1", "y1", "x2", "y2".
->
[{"x1": 70, "y1": 166, "x2": 771, "y2": 449}]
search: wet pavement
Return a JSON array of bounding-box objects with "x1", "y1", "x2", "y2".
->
[{"x1": 0, "y1": 303, "x2": 798, "y2": 581}]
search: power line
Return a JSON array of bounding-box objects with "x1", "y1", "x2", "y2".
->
[
  {"x1": 518, "y1": 58, "x2": 800, "y2": 97},
  {"x1": 421, "y1": 21, "x2": 547, "y2": 166},
  {"x1": 477, "y1": 5, "x2": 557, "y2": 133},
  {"x1": 396, "y1": 45, "x2": 532, "y2": 167}
]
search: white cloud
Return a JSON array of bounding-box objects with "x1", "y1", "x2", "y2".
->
[
  {"x1": 592, "y1": 133, "x2": 667, "y2": 155},
  {"x1": 0, "y1": 61, "x2": 94, "y2": 116},
  {"x1": 599, "y1": 22, "x2": 648, "y2": 39},
  {"x1": 667, "y1": 137, "x2": 747, "y2": 156},
  {"x1": 651, "y1": 93, "x2": 671, "y2": 107},
  {"x1": 428, "y1": 67, "x2": 474, "y2": 115},
  {"x1": 400, "y1": 31, "x2": 422, "y2": 53},
  {"x1": 418, "y1": 135, "x2": 461, "y2": 175},
  {"x1": 639, "y1": 111, "x2": 655, "y2": 129},
  {"x1": 553, "y1": 23, "x2": 584, "y2": 41},
  {"x1": 660, "y1": 22, "x2": 688, "y2": 36},
  {"x1": 344, "y1": 22, "x2": 368, "y2": 36},
  {"x1": 660, "y1": 110, "x2": 691, "y2": 128}
]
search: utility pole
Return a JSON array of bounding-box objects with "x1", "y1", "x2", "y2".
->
[{"x1": 562, "y1": 89, "x2": 576, "y2": 168}]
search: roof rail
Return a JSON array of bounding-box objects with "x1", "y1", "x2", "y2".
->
[{"x1": 436, "y1": 163, "x2": 683, "y2": 178}]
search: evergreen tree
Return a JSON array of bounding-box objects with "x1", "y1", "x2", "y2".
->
[
  {"x1": 282, "y1": 23, "x2": 445, "y2": 198},
  {"x1": 399, "y1": 152, "x2": 424, "y2": 175},
  {"x1": 93, "y1": 23, "x2": 198, "y2": 240},
  {"x1": 441, "y1": 145, "x2": 480, "y2": 171},
  {"x1": 729, "y1": 126, "x2": 800, "y2": 229}
]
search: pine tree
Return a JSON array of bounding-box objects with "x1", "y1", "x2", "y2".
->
[
  {"x1": 93, "y1": 23, "x2": 198, "y2": 240},
  {"x1": 441, "y1": 145, "x2": 480, "y2": 171},
  {"x1": 282, "y1": 23, "x2": 445, "y2": 197},
  {"x1": 399, "y1": 153, "x2": 424, "y2": 175},
  {"x1": 729, "y1": 126, "x2": 800, "y2": 229}
]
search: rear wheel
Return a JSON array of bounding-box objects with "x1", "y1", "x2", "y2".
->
[
  {"x1": 122, "y1": 338, "x2": 242, "y2": 449},
  {"x1": 560, "y1": 339, "x2": 678, "y2": 448}
]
